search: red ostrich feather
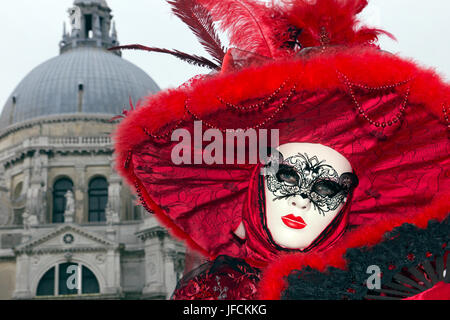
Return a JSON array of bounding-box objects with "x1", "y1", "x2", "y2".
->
[
  {"x1": 197, "y1": 0, "x2": 290, "y2": 58},
  {"x1": 280, "y1": 0, "x2": 395, "y2": 47}
]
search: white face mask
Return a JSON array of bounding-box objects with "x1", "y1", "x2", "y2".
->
[{"x1": 263, "y1": 143, "x2": 356, "y2": 250}]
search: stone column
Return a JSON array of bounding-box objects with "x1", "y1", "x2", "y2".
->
[
  {"x1": 74, "y1": 165, "x2": 86, "y2": 223},
  {"x1": 107, "y1": 173, "x2": 121, "y2": 221},
  {"x1": 39, "y1": 153, "x2": 48, "y2": 224},
  {"x1": 0, "y1": 162, "x2": 11, "y2": 226},
  {"x1": 13, "y1": 254, "x2": 32, "y2": 299},
  {"x1": 69, "y1": 5, "x2": 82, "y2": 37},
  {"x1": 103, "y1": 248, "x2": 121, "y2": 295},
  {"x1": 164, "y1": 244, "x2": 185, "y2": 299},
  {"x1": 93, "y1": 13, "x2": 102, "y2": 40},
  {"x1": 22, "y1": 158, "x2": 32, "y2": 203},
  {"x1": 137, "y1": 220, "x2": 167, "y2": 299}
]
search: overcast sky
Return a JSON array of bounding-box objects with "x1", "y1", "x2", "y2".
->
[{"x1": 0, "y1": 0, "x2": 449, "y2": 115}]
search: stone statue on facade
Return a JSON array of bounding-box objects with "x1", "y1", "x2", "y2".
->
[
  {"x1": 105, "y1": 201, "x2": 119, "y2": 225},
  {"x1": 26, "y1": 186, "x2": 40, "y2": 219},
  {"x1": 64, "y1": 190, "x2": 75, "y2": 223},
  {"x1": 32, "y1": 152, "x2": 43, "y2": 179},
  {"x1": 26, "y1": 151, "x2": 47, "y2": 224},
  {"x1": 22, "y1": 209, "x2": 38, "y2": 230}
]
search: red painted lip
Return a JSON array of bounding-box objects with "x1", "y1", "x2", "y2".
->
[{"x1": 281, "y1": 214, "x2": 307, "y2": 230}]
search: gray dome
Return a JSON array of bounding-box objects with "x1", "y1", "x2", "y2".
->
[{"x1": 0, "y1": 47, "x2": 159, "y2": 129}]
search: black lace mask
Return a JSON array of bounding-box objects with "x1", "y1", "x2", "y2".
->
[{"x1": 265, "y1": 152, "x2": 359, "y2": 216}]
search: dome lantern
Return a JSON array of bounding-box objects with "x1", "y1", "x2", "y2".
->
[{"x1": 60, "y1": 0, "x2": 120, "y2": 55}]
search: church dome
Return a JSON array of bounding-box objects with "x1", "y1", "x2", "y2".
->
[
  {"x1": 0, "y1": 47, "x2": 159, "y2": 129},
  {"x1": 0, "y1": 0, "x2": 159, "y2": 130}
]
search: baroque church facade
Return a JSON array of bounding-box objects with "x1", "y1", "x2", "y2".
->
[{"x1": 0, "y1": 0, "x2": 185, "y2": 299}]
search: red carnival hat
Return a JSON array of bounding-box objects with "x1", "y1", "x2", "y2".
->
[{"x1": 112, "y1": 0, "x2": 450, "y2": 285}]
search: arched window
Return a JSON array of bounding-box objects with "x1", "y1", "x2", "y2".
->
[
  {"x1": 53, "y1": 178, "x2": 73, "y2": 223},
  {"x1": 88, "y1": 177, "x2": 108, "y2": 222},
  {"x1": 36, "y1": 263, "x2": 100, "y2": 297},
  {"x1": 36, "y1": 266, "x2": 55, "y2": 296}
]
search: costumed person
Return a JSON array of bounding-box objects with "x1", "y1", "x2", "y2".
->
[{"x1": 111, "y1": 0, "x2": 449, "y2": 300}]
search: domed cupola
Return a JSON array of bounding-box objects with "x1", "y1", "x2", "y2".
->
[{"x1": 0, "y1": 0, "x2": 160, "y2": 132}]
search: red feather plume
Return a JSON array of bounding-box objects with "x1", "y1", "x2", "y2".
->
[
  {"x1": 110, "y1": 0, "x2": 394, "y2": 73},
  {"x1": 279, "y1": 0, "x2": 395, "y2": 47},
  {"x1": 197, "y1": 0, "x2": 289, "y2": 58}
]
